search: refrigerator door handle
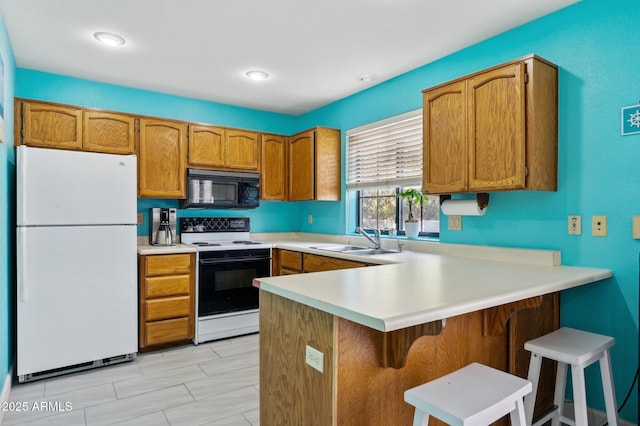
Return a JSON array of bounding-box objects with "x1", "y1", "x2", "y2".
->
[{"x1": 17, "y1": 228, "x2": 28, "y2": 302}]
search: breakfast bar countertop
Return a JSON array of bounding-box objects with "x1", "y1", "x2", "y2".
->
[{"x1": 256, "y1": 243, "x2": 613, "y2": 332}]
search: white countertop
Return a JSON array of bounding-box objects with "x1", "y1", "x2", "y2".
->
[
  {"x1": 256, "y1": 241, "x2": 613, "y2": 332},
  {"x1": 137, "y1": 243, "x2": 197, "y2": 255}
]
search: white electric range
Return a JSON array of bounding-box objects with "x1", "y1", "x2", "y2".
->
[{"x1": 180, "y1": 217, "x2": 271, "y2": 343}]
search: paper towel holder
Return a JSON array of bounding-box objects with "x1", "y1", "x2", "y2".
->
[{"x1": 440, "y1": 193, "x2": 490, "y2": 209}]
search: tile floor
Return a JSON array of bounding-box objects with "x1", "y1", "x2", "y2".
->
[{"x1": 4, "y1": 333, "x2": 260, "y2": 426}]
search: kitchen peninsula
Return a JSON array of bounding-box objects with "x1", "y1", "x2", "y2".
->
[{"x1": 255, "y1": 243, "x2": 612, "y2": 425}]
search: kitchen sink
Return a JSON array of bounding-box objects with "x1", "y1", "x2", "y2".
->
[
  {"x1": 310, "y1": 245, "x2": 369, "y2": 252},
  {"x1": 310, "y1": 245, "x2": 400, "y2": 255}
]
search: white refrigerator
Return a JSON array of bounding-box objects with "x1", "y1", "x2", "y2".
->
[{"x1": 16, "y1": 146, "x2": 138, "y2": 382}]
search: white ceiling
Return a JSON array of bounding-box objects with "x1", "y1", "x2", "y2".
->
[{"x1": 0, "y1": 0, "x2": 578, "y2": 116}]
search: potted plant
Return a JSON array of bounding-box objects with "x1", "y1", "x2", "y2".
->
[{"x1": 398, "y1": 189, "x2": 428, "y2": 239}]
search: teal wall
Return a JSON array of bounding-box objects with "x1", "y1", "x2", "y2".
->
[
  {"x1": 0, "y1": 10, "x2": 15, "y2": 392},
  {"x1": 7, "y1": 0, "x2": 639, "y2": 421}
]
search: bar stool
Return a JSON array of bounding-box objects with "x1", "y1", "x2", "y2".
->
[
  {"x1": 404, "y1": 362, "x2": 532, "y2": 426},
  {"x1": 524, "y1": 327, "x2": 619, "y2": 426}
]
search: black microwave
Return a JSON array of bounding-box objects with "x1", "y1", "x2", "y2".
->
[{"x1": 180, "y1": 169, "x2": 260, "y2": 209}]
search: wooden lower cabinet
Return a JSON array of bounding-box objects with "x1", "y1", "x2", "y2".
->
[
  {"x1": 272, "y1": 249, "x2": 371, "y2": 275},
  {"x1": 139, "y1": 253, "x2": 195, "y2": 349},
  {"x1": 260, "y1": 291, "x2": 559, "y2": 425}
]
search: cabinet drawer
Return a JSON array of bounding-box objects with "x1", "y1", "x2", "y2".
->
[
  {"x1": 280, "y1": 250, "x2": 302, "y2": 271},
  {"x1": 144, "y1": 253, "x2": 192, "y2": 276},
  {"x1": 145, "y1": 317, "x2": 192, "y2": 346},
  {"x1": 145, "y1": 296, "x2": 191, "y2": 321},
  {"x1": 303, "y1": 253, "x2": 367, "y2": 272},
  {"x1": 145, "y1": 275, "x2": 191, "y2": 298}
]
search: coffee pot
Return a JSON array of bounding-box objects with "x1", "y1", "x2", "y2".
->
[{"x1": 150, "y1": 208, "x2": 176, "y2": 246}]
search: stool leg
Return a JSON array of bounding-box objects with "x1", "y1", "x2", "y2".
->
[
  {"x1": 552, "y1": 362, "x2": 567, "y2": 426},
  {"x1": 510, "y1": 398, "x2": 527, "y2": 426},
  {"x1": 525, "y1": 352, "x2": 542, "y2": 426},
  {"x1": 599, "y1": 349, "x2": 619, "y2": 426},
  {"x1": 412, "y1": 410, "x2": 429, "y2": 426},
  {"x1": 571, "y1": 364, "x2": 589, "y2": 426}
]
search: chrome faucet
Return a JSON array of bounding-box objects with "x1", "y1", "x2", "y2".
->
[
  {"x1": 385, "y1": 228, "x2": 404, "y2": 252},
  {"x1": 355, "y1": 227, "x2": 381, "y2": 249}
]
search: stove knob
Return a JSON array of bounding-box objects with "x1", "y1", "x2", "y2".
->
[{"x1": 223, "y1": 220, "x2": 230, "y2": 229}]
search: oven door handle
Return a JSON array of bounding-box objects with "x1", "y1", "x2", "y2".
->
[{"x1": 199, "y1": 256, "x2": 271, "y2": 265}]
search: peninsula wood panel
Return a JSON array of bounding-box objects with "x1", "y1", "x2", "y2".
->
[
  {"x1": 83, "y1": 111, "x2": 135, "y2": 154},
  {"x1": 137, "y1": 118, "x2": 187, "y2": 198},
  {"x1": 260, "y1": 290, "x2": 334, "y2": 425},
  {"x1": 260, "y1": 291, "x2": 558, "y2": 425},
  {"x1": 188, "y1": 124, "x2": 225, "y2": 168},
  {"x1": 260, "y1": 133, "x2": 287, "y2": 200}
]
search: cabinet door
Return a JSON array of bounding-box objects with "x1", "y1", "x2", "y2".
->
[
  {"x1": 21, "y1": 102, "x2": 83, "y2": 150},
  {"x1": 188, "y1": 125, "x2": 225, "y2": 168},
  {"x1": 226, "y1": 129, "x2": 259, "y2": 171},
  {"x1": 423, "y1": 81, "x2": 468, "y2": 194},
  {"x1": 261, "y1": 134, "x2": 287, "y2": 200},
  {"x1": 314, "y1": 128, "x2": 341, "y2": 201},
  {"x1": 138, "y1": 118, "x2": 187, "y2": 198},
  {"x1": 83, "y1": 111, "x2": 135, "y2": 154},
  {"x1": 468, "y1": 63, "x2": 526, "y2": 191},
  {"x1": 289, "y1": 130, "x2": 315, "y2": 201}
]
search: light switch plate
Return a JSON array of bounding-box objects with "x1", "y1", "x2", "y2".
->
[
  {"x1": 633, "y1": 216, "x2": 640, "y2": 239},
  {"x1": 305, "y1": 344, "x2": 324, "y2": 373},
  {"x1": 568, "y1": 215, "x2": 581, "y2": 235}
]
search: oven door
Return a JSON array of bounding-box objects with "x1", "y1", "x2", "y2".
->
[{"x1": 198, "y1": 250, "x2": 270, "y2": 316}]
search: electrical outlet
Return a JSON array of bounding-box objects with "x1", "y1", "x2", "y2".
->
[
  {"x1": 305, "y1": 345, "x2": 324, "y2": 373},
  {"x1": 137, "y1": 213, "x2": 144, "y2": 225},
  {"x1": 308, "y1": 213, "x2": 313, "y2": 224},
  {"x1": 568, "y1": 215, "x2": 581, "y2": 235},
  {"x1": 592, "y1": 216, "x2": 607, "y2": 237},
  {"x1": 448, "y1": 215, "x2": 462, "y2": 231}
]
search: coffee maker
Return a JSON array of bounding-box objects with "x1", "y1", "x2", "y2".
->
[{"x1": 150, "y1": 208, "x2": 176, "y2": 246}]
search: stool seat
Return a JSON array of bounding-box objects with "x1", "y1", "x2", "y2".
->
[
  {"x1": 524, "y1": 327, "x2": 618, "y2": 426},
  {"x1": 404, "y1": 362, "x2": 532, "y2": 426}
]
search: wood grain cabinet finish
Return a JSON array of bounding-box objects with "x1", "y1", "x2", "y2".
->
[
  {"x1": 15, "y1": 99, "x2": 135, "y2": 154},
  {"x1": 137, "y1": 118, "x2": 187, "y2": 198},
  {"x1": 272, "y1": 249, "x2": 369, "y2": 276},
  {"x1": 17, "y1": 101, "x2": 83, "y2": 150},
  {"x1": 260, "y1": 134, "x2": 288, "y2": 200},
  {"x1": 423, "y1": 55, "x2": 557, "y2": 195},
  {"x1": 139, "y1": 253, "x2": 195, "y2": 349},
  {"x1": 187, "y1": 125, "x2": 259, "y2": 172},
  {"x1": 289, "y1": 127, "x2": 341, "y2": 201},
  {"x1": 83, "y1": 111, "x2": 135, "y2": 154}
]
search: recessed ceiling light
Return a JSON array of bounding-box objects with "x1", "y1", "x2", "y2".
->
[
  {"x1": 359, "y1": 73, "x2": 377, "y2": 83},
  {"x1": 93, "y1": 32, "x2": 126, "y2": 47},
  {"x1": 246, "y1": 70, "x2": 270, "y2": 81}
]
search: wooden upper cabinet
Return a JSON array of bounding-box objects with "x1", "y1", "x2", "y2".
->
[
  {"x1": 289, "y1": 127, "x2": 341, "y2": 201},
  {"x1": 423, "y1": 80, "x2": 468, "y2": 194},
  {"x1": 188, "y1": 125, "x2": 225, "y2": 168},
  {"x1": 261, "y1": 134, "x2": 287, "y2": 200},
  {"x1": 422, "y1": 55, "x2": 557, "y2": 195},
  {"x1": 187, "y1": 126, "x2": 259, "y2": 172},
  {"x1": 137, "y1": 118, "x2": 187, "y2": 198},
  {"x1": 83, "y1": 111, "x2": 135, "y2": 154},
  {"x1": 226, "y1": 129, "x2": 259, "y2": 171},
  {"x1": 16, "y1": 99, "x2": 135, "y2": 154},
  {"x1": 20, "y1": 102, "x2": 83, "y2": 150}
]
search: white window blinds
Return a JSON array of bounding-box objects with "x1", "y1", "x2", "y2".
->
[{"x1": 347, "y1": 110, "x2": 423, "y2": 190}]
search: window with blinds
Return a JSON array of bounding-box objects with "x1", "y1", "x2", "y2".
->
[{"x1": 347, "y1": 111, "x2": 422, "y2": 190}]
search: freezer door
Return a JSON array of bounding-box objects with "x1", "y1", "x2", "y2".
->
[
  {"x1": 17, "y1": 225, "x2": 137, "y2": 377},
  {"x1": 17, "y1": 146, "x2": 137, "y2": 226}
]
